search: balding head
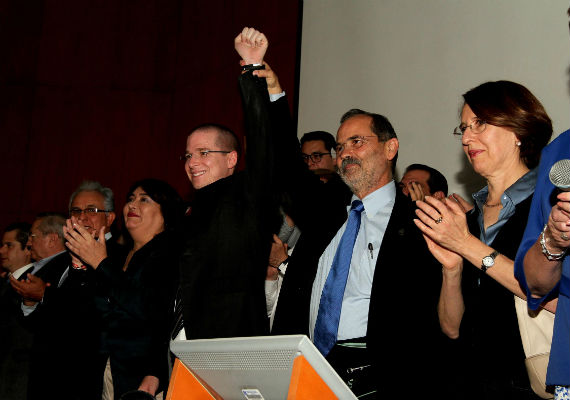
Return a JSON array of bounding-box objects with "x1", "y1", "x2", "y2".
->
[{"x1": 184, "y1": 124, "x2": 240, "y2": 189}]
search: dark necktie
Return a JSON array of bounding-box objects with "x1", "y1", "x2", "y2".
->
[{"x1": 314, "y1": 200, "x2": 364, "y2": 356}]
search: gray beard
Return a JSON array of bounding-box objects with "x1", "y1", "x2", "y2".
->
[
  {"x1": 337, "y1": 157, "x2": 362, "y2": 194},
  {"x1": 338, "y1": 157, "x2": 378, "y2": 197}
]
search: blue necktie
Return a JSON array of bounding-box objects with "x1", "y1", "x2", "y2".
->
[{"x1": 314, "y1": 200, "x2": 364, "y2": 356}]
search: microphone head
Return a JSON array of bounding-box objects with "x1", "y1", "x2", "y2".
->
[{"x1": 549, "y1": 159, "x2": 570, "y2": 191}]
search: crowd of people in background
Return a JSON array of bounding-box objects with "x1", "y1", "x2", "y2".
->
[{"x1": 1, "y1": 22, "x2": 570, "y2": 400}]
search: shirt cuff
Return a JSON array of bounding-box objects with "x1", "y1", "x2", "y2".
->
[{"x1": 269, "y1": 92, "x2": 286, "y2": 102}]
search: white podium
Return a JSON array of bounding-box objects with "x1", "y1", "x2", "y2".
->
[{"x1": 167, "y1": 335, "x2": 356, "y2": 400}]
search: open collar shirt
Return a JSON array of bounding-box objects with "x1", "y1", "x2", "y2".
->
[{"x1": 471, "y1": 168, "x2": 537, "y2": 245}]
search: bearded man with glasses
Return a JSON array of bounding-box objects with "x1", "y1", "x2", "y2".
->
[{"x1": 271, "y1": 107, "x2": 444, "y2": 398}]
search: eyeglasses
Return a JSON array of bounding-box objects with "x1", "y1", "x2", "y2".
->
[
  {"x1": 453, "y1": 119, "x2": 487, "y2": 136},
  {"x1": 69, "y1": 207, "x2": 110, "y2": 217},
  {"x1": 335, "y1": 135, "x2": 379, "y2": 154},
  {"x1": 180, "y1": 150, "x2": 231, "y2": 161},
  {"x1": 301, "y1": 152, "x2": 332, "y2": 163}
]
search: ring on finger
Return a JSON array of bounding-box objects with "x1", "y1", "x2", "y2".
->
[
  {"x1": 562, "y1": 232, "x2": 570, "y2": 241},
  {"x1": 435, "y1": 217, "x2": 443, "y2": 224}
]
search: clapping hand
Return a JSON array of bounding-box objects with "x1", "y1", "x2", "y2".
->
[
  {"x1": 63, "y1": 218, "x2": 107, "y2": 269},
  {"x1": 414, "y1": 196, "x2": 473, "y2": 269}
]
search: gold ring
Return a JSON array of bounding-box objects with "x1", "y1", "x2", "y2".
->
[
  {"x1": 435, "y1": 217, "x2": 443, "y2": 224},
  {"x1": 562, "y1": 233, "x2": 570, "y2": 241}
]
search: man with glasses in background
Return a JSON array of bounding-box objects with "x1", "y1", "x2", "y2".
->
[
  {"x1": 10, "y1": 213, "x2": 69, "y2": 310},
  {"x1": 63, "y1": 180, "x2": 123, "y2": 400},
  {"x1": 12, "y1": 181, "x2": 121, "y2": 399},
  {"x1": 300, "y1": 130, "x2": 336, "y2": 182},
  {"x1": 9, "y1": 212, "x2": 71, "y2": 400},
  {"x1": 0, "y1": 222, "x2": 33, "y2": 400}
]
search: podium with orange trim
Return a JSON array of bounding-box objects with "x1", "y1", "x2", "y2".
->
[{"x1": 167, "y1": 335, "x2": 356, "y2": 400}]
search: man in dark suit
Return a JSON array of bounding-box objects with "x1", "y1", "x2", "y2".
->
[
  {"x1": 273, "y1": 109, "x2": 444, "y2": 397},
  {"x1": 12, "y1": 182, "x2": 120, "y2": 400},
  {"x1": 62, "y1": 180, "x2": 122, "y2": 399},
  {"x1": 0, "y1": 222, "x2": 33, "y2": 400},
  {"x1": 9, "y1": 213, "x2": 71, "y2": 399},
  {"x1": 177, "y1": 28, "x2": 294, "y2": 341},
  {"x1": 10, "y1": 213, "x2": 70, "y2": 307}
]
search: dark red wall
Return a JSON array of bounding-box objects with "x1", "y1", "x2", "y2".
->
[{"x1": 0, "y1": 0, "x2": 301, "y2": 230}]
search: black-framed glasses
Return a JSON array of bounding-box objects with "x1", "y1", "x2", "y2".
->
[
  {"x1": 453, "y1": 119, "x2": 487, "y2": 137},
  {"x1": 301, "y1": 152, "x2": 332, "y2": 163},
  {"x1": 179, "y1": 150, "x2": 231, "y2": 161},
  {"x1": 69, "y1": 207, "x2": 110, "y2": 217},
  {"x1": 335, "y1": 135, "x2": 379, "y2": 154}
]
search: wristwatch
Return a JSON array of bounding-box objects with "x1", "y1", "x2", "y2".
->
[{"x1": 481, "y1": 250, "x2": 499, "y2": 272}]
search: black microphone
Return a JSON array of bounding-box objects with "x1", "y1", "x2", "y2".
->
[{"x1": 549, "y1": 159, "x2": 570, "y2": 191}]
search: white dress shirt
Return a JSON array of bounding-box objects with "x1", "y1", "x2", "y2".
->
[
  {"x1": 21, "y1": 250, "x2": 67, "y2": 316},
  {"x1": 11, "y1": 263, "x2": 34, "y2": 280},
  {"x1": 309, "y1": 181, "x2": 396, "y2": 341}
]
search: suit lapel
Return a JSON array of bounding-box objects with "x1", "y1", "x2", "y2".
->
[{"x1": 372, "y1": 191, "x2": 410, "y2": 277}]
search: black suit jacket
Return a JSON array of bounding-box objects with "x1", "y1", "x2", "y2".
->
[
  {"x1": 273, "y1": 179, "x2": 445, "y2": 395},
  {"x1": 31, "y1": 251, "x2": 70, "y2": 286},
  {"x1": 179, "y1": 71, "x2": 295, "y2": 340},
  {"x1": 96, "y1": 231, "x2": 179, "y2": 398},
  {"x1": 24, "y1": 251, "x2": 74, "y2": 400},
  {"x1": 458, "y1": 195, "x2": 537, "y2": 396},
  {"x1": 25, "y1": 241, "x2": 127, "y2": 400},
  {"x1": 0, "y1": 273, "x2": 34, "y2": 400},
  {"x1": 366, "y1": 190, "x2": 444, "y2": 392}
]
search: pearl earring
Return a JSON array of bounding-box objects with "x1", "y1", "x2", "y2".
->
[{"x1": 516, "y1": 141, "x2": 521, "y2": 146}]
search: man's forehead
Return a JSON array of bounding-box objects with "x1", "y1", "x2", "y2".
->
[
  {"x1": 301, "y1": 140, "x2": 327, "y2": 152},
  {"x1": 72, "y1": 190, "x2": 105, "y2": 207},
  {"x1": 336, "y1": 115, "x2": 373, "y2": 141},
  {"x1": 187, "y1": 128, "x2": 219, "y2": 148},
  {"x1": 31, "y1": 219, "x2": 41, "y2": 230},
  {"x1": 403, "y1": 169, "x2": 430, "y2": 182},
  {"x1": 2, "y1": 231, "x2": 16, "y2": 242}
]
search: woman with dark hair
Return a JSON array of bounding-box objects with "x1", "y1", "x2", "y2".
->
[
  {"x1": 414, "y1": 81, "x2": 554, "y2": 399},
  {"x1": 65, "y1": 178, "x2": 185, "y2": 399}
]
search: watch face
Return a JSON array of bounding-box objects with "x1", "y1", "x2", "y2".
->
[{"x1": 482, "y1": 256, "x2": 494, "y2": 267}]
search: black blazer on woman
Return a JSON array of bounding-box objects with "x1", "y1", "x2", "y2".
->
[
  {"x1": 459, "y1": 195, "x2": 540, "y2": 398},
  {"x1": 96, "y1": 231, "x2": 180, "y2": 399}
]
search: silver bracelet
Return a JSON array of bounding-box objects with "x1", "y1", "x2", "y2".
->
[{"x1": 540, "y1": 224, "x2": 567, "y2": 261}]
